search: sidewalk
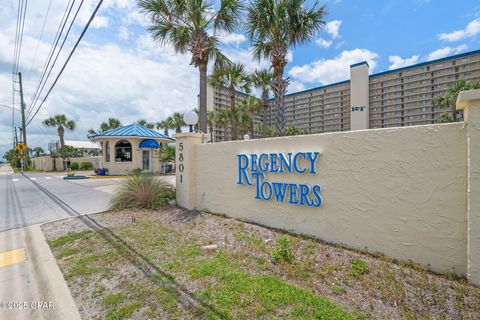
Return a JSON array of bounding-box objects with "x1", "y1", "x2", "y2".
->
[{"x1": 0, "y1": 225, "x2": 81, "y2": 320}]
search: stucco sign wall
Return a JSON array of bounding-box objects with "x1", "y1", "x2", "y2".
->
[
  {"x1": 237, "y1": 152, "x2": 323, "y2": 207},
  {"x1": 175, "y1": 89, "x2": 480, "y2": 286}
]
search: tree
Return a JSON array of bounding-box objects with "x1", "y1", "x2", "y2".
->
[
  {"x1": 251, "y1": 69, "x2": 274, "y2": 132},
  {"x1": 43, "y1": 114, "x2": 75, "y2": 169},
  {"x1": 214, "y1": 109, "x2": 231, "y2": 141},
  {"x1": 3, "y1": 148, "x2": 20, "y2": 168},
  {"x1": 209, "y1": 63, "x2": 251, "y2": 140},
  {"x1": 234, "y1": 103, "x2": 253, "y2": 137},
  {"x1": 207, "y1": 110, "x2": 216, "y2": 142},
  {"x1": 88, "y1": 118, "x2": 122, "y2": 137},
  {"x1": 434, "y1": 80, "x2": 480, "y2": 122},
  {"x1": 157, "y1": 117, "x2": 175, "y2": 136},
  {"x1": 256, "y1": 123, "x2": 276, "y2": 137},
  {"x1": 137, "y1": 119, "x2": 155, "y2": 129},
  {"x1": 237, "y1": 96, "x2": 262, "y2": 138},
  {"x1": 159, "y1": 144, "x2": 175, "y2": 173},
  {"x1": 247, "y1": 0, "x2": 326, "y2": 135},
  {"x1": 171, "y1": 112, "x2": 185, "y2": 133},
  {"x1": 284, "y1": 124, "x2": 306, "y2": 136},
  {"x1": 138, "y1": 0, "x2": 243, "y2": 134},
  {"x1": 436, "y1": 112, "x2": 454, "y2": 124},
  {"x1": 31, "y1": 147, "x2": 45, "y2": 157}
]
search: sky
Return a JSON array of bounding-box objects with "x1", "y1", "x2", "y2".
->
[{"x1": 0, "y1": 0, "x2": 479, "y2": 158}]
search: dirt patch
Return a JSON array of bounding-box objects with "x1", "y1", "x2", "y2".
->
[{"x1": 41, "y1": 208, "x2": 480, "y2": 319}]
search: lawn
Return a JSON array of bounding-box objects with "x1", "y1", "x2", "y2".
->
[{"x1": 42, "y1": 208, "x2": 480, "y2": 319}]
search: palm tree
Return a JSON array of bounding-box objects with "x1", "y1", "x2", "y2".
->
[
  {"x1": 137, "y1": 119, "x2": 155, "y2": 129},
  {"x1": 157, "y1": 117, "x2": 174, "y2": 136},
  {"x1": 435, "y1": 80, "x2": 480, "y2": 122},
  {"x1": 207, "y1": 110, "x2": 216, "y2": 142},
  {"x1": 238, "y1": 96, "x2": 263, "y2": 138},
  {"x1": 234, "y1": 103, "x2": 253, "y2": 137},
  {"x1": 214, "y1": 109, "x2": 231, "y2": 141},
  {"x1": 43, "y1": 114, "x2": 75, "y2": 169},
  {"x1": 32, "y1": 147, "x2": 45, "y2": 157},
  {"x1": 88, "y1": 118, "x2": 122, "y2": 137},
  {"x1": 138, "y1": 0, "x2": 242, "y2": 134},
  {"x1": 251, "y1": 69, "x2": 274, "y2": 131},
  {"x1": 159, "y1": 144, "x2": 175, "y2": 173},
  {"x1": 246, "y1": 0, "x2": 326, "y2": 135},
  {"x1": 171, "y1": 112, "x2": 185, "y2": 133},
  {"x1": 284, "y1": 124, "x2": 306, "y2": 136},
  {"x1": 209, "y1": 63, "x2": 251, "y2": 140}
]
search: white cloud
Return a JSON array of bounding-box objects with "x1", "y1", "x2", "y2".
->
[
  {"x1": 438, "y1": 18, "x2": 480, "y2": 42},
  {"x1": 216, "y1": 30, "x2": 246, "y2": 46},
  {"x1": 315, "y1": 38, "x2": 332, "y2": 48},
  {"x1": 117, "y1": 26, "x2": 130, "y2": 40},
  {"x1": 427, "y1": 44, "x2": 468, "y2": 61},
  {"x1": 124, "y1": 10, "x2": 150, "y2": 27},
  {"x1": 388, "y1": 55, "x2": 419, "y2": 70},
  {"x1": 288, "y1": 49, "x2": 378, "y2": 85},
  {"x1": 325, "y1": 20, "x2": 342, "y2": 38},
  {"x1": 287, "y1": 80, "x2": 305, "y2": 94}
]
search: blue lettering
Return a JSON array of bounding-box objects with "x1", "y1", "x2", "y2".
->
[
  {"x1": 278, "y1": 153, "x2": 293, "y2": 173},
  {"x1": 261, "y1": 181, "x2": 273, "y2": 200},
  {"x1": 272, "y1": 182, "x2": 288, "y2": 202},
  {"x1": 270, "y1": 154, "x2": 279, "y2": 172},
  {"x1": 237, "y1": 154, "x2": 251, "y2": 185},
  {"x1": 293, "y1": 152, "x2": 307, "y2": 174},
  {"x1": 252, "y1": 172, "x2": 265, "y2": 199},
  {"x1": 311, "y1": 185, "x2": 323, "y2": 207},
  {"x1": 251, "y1": 154, "x2": 259, "y2": 172},
  {"x1": 288, "y1": 183, "x2": 299, "y2": 204},
  {"x1": 305, "y1": 152, "x2": 320, "y2": 174},
  {"x1": 258, "y1": 153, "x2": 269, "y2": 172},
  {"x1": 299, "y1": 184, "x2": 311, "y2": 206}
]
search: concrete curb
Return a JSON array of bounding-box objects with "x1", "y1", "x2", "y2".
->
[{"x1": 25, "y1": 225, "x2": 82, "y2": 320}]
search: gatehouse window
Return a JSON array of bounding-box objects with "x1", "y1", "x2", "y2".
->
[
  {"x1": 105, "y1": 142, "x2": 110, "y2": 162},
  {"x1": 115, "y1": 140, "x2": 132, "y2": 162}
]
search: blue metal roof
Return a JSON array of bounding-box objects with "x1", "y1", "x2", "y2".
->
[{"x1": 92, "y1": 124, "x2": 175, "y2": 141}]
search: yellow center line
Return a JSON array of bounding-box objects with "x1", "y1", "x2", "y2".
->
[{"x1": 0, "y1": 248, "x2": 27, "y2": 268}]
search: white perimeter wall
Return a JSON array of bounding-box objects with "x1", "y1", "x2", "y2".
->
[{"x1": 185, "y1": 123, "x2": 468, "y2": 275}]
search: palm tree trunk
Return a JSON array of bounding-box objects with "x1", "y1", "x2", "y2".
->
[
  {"x1": 271, "y1": 77, "x2": 289, "y2": 136},
  {"x1": 198, "y1": 63, "x2": 208, "y2": 134},
  {"x1": 230, "y1": 90, "x2": 237, "y2": 140},
  {"x1": 262, "y1": 90, "x2": 269, "y2": 137},
  {"x1": 251, "y1": 111, "x2": 255, "y2": 139},
  {"x1": 452, "y1": 104, "x2": 457, "y2": 122},
  {"x1": 209, "y1": 126, "x2": 213, "y2": 142},
  {"x1": 164, "y1": 129, "x2": 168, "y2": 136},
  {"x1": 58, "y1": 126, "x2": 65, "y2": 170}
]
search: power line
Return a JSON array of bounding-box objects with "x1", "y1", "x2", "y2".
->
[
  {"x1": 26, "y1": 0, "x2": 76, "y2": 119},
  {"x1": 26, "y1": 0, "x2": 53, "y2": 85},
  {"x1": 27, "y1": 0, "x2": 104, "y2": 126},
  {"x1": 12, "y1": 0, "x2": 28, "y2": 74},
  {"x1": 26, "y1": 0, "x2": 86, "y2": 120}
]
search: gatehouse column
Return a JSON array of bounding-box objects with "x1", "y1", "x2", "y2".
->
[
  {"x1": 173, "y1": 133, "x2": 204, "y2": 210},
  {"x1": 457, "y1": 89, "x2": 480, "y2": 286}
]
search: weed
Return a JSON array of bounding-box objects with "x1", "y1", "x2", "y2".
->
[
  {"x1": 49, "y1": 231, "x2": 92, "y2": 248},
  {"x1": 271, "y1": 235, "x2": 294, "y2": 263},
  {"x1": 351, "y1": 259, "x2": 369, "y2": 277}
]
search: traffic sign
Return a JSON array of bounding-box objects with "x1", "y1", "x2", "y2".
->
[
  {"x1": 16, "y1": 143, "x2": 27, "y2": 152},
  {"x1": 17, "y1": 155, "x2": 25, "y2": 159}
]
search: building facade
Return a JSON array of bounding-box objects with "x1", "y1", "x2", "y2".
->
[{"x1": 208, "y1": 49, "x2": 480, "y2": 141}]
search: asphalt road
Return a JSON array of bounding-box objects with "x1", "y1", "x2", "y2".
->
[{"x1": 0, "y1": 165, "x2": 112, "y2": 232}]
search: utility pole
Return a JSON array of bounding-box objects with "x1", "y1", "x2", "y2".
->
[{"x1": 18, "y1": 72, "x2": 27, "y2": 150}]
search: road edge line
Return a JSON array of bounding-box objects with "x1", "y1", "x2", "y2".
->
[{"x1": 25, "y1": 224, "x2": 82, "y2": 320}]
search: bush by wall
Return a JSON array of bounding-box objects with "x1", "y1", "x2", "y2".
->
[
  {"x1": 70, "y1": 162, "x2": 79, "y2": 170},
  {"x1": 80, "y1": 162, "x2": 94, "y2": 170}
]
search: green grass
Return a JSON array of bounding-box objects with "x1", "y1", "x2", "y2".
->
[
  {"x1": 351, "y1": 259, "x2": 369, "y2": 277},
  {"x1": 49, "y1": 231, "x2": 93, "y2": 248},
  {"x1": 192, "y1": 252, "x2": 361, "y2": 319}
]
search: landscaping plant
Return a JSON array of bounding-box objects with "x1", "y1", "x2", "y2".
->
[
  {"x1": 271, "y1": 234, "x2": 294, "y2": 263},
  {"x1": 110, "y1": 174, "x2": 175, "y2": 210}
]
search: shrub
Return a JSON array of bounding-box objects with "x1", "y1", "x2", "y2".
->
[
  {"x1": 80, "y1": 162, "x2": 94, "y2": 170},
  {"x1": 351, "y1": 259, "x2": 369, "y2": 277},
  {"x1": 271, "y1": 235, "x2": 294, "y2": 263},
  {"x1": 130, "y1": 168, "x2": 142, "y2": 176},
  {"x1": 70, "y1": 162, "x2": 79, "y2": 170},
  {"x1": 109, "y1": 174, "x2": 175, "y2": 210}
]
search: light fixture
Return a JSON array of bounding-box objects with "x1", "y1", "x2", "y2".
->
[{"x1": 184, "y1": 111, "x2": 198, "y2": 133}]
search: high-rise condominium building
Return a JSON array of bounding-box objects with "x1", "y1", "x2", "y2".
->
[{"x1": 207, "y1": 49, "x2": 480, "y2": 141}]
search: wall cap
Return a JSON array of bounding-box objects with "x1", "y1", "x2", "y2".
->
[
  {"x1": 456, "y1": 89, "x2": 480, "y2": 110},
  {"x1": 173, "y1": 132, "x2": 204, "y2": 139}
]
